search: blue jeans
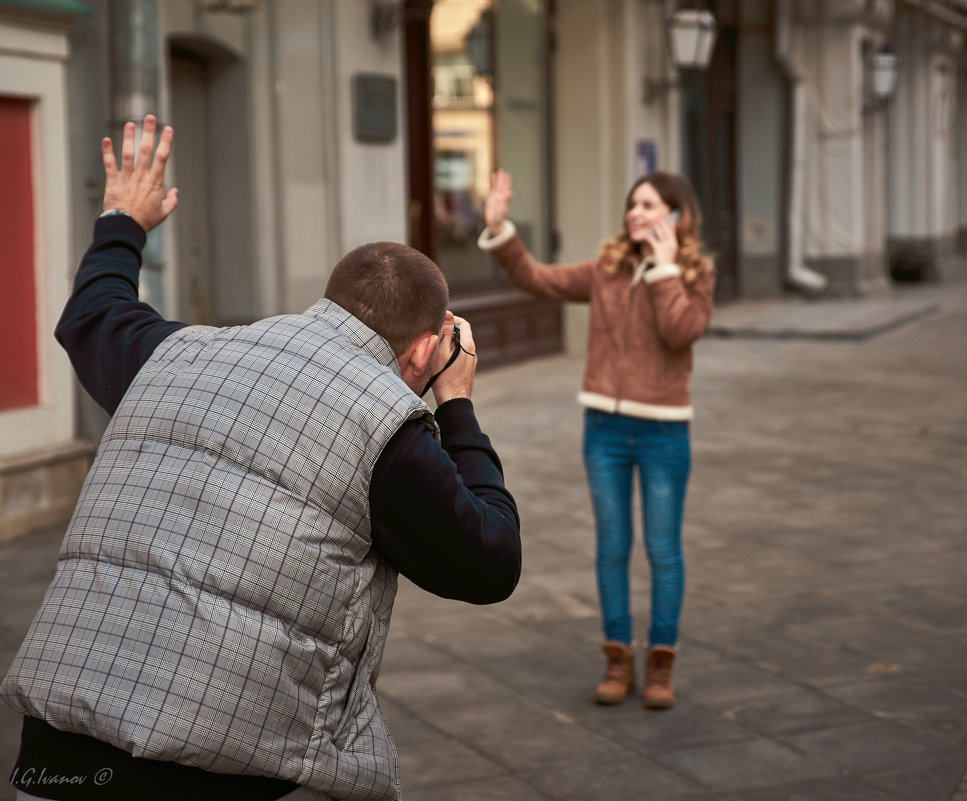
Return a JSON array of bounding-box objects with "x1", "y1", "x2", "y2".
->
[{"x1": 583, "y1": 410, "x2": 690, "y2": 647}]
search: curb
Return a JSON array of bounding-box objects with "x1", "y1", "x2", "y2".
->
[{"x1": 706, "y1": 302, "x2": 940, "y2": 342}]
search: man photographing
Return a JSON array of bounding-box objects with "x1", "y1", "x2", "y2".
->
[{"x1": 2, "y1": 116, "x2": 521, "y2": 801}]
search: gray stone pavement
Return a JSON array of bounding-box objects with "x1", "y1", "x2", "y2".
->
[{"x1": 2, "y1": 278, "x2": 966, "y2": 800}]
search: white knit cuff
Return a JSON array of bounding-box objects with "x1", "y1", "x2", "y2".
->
[
  {"x1": 477, "y1": 220, "x2": 518, "y2": 251},
  {"x1": 644, "y1": 263, "x2": 682, "y2": 284}
]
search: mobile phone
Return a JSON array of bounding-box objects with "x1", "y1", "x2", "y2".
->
[{"x1": 649, "y1": 209, "x2": 680, "y2": 238}]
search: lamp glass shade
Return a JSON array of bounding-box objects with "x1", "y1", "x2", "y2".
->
[
  {"x1": 871, "y1": 51, "x2": 900, "y2": 100},
  {"x1": 668, "y1": 9, "x2": 718, "y2": 70}
]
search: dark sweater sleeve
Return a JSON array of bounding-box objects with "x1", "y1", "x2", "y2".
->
[
  {"x1": 54, "y1": 215, "x2": 188, "y2": 415},
  {"x1": 370, "y1": 399, "x2": 521, "y2": 605}
]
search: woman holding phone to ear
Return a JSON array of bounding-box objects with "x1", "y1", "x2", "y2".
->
[{"x1": 479, "y1": 169, "x2": 714, "y2": 709}]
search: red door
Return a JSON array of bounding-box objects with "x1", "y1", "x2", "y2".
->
[{"x1": 0, "y1": 97, "x2": 39, "y2": 412}]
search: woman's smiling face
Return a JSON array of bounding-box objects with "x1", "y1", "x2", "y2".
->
[{"x1": 624, "y1": 181, "x2": 671, "y2": 243}]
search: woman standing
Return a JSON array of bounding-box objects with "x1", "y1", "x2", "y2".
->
[{"x1": 478, "y1": 169, "x2": 715, "y2": 708}]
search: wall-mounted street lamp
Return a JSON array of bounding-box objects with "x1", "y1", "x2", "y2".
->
[
  {"x1": 869, "y1": 44, "x2": 901, "y2": 104},
  {"x1": 643, "y1": 3, "x2": 718, "y2": 104}
]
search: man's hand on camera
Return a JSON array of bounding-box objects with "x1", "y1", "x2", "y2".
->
[
  {"x1": 430, "y1": 313, "x2": 476, "y2": 404},
  {"x1": 102, "y1": 114, "x2": 178, "y2": 232}
]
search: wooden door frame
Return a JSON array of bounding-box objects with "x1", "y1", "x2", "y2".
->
[{"x1": 404, "y1": 0, "x2": 435, "y2": 259}]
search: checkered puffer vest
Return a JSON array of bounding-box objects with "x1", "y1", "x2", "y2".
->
[{"x1": 1, "y1": 300, "x2": 435, "y2": 801}]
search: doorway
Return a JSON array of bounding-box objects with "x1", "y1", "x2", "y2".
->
[
  {"x1": 680, "y1": 5, "x2": 739, "y2": 302},
  {"x1": 170, "y1": 51, "x2": 213, "y2": 324},
  {"x1": 169, "y1": 41, "x2": 256, "y2": 326}
]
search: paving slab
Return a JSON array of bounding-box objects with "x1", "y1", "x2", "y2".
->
[
  {"x1": 713, "y1": 686, "x2": 871, "y2": 736},
  {"x1": 600, "y1": 702, "x2": 756, "y2": 755},
  {"x1": 782, "y1": 721, "x2": 960, "y2": 773},
  {"x1": 396, "y1": 734, "x2": 507, "y2": 790},
  {"x1": 863, "y1": 759, "x2": 967, "y2": 801},
  {"x1": 518, "y1": 756, "x2": 702, "y2": 801},
  {"x1": 651, "y1": 738, "x2": 839, "y2": 791},
  {"x1": 693, "y1": 775, "x2": 899, "y2": 801},
  {"x1": 412, "y1": 776, "x2": 551, "y2": 801}
]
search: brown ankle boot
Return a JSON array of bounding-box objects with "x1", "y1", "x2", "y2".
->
[
  {"x1": 594, "y1": 641, "x2": 635, "y2": 704},
  {"x1": 643, "y1": 645, "x2": 676, "y2": 709}
]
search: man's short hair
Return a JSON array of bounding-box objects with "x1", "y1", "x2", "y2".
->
[{"x1": 325, "y1": 242, "x2": 449, "y2": 356}]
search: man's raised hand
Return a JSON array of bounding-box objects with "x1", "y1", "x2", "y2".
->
[{"x1": 102, "y1": 114, "x2": 178, "y2": 232}]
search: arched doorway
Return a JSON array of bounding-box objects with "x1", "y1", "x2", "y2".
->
[
  {"x1": 169, "y1": 38, "x2": 256, "y2": 326},
  {"x1": 680, "y1": 2, "x2": 739, "y2": 302}
]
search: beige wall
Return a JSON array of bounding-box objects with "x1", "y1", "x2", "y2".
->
[
  {"x1": 333, "y1": 0, "x2": 408, "y2": 255},
  {"x1": 0, "y1": 17, "x2": 75, "y2": 458},
  {"x1": 553, "y1": 0, "x2": 680, "y2": 353},
  {"x1": 154, "y1": 0, "x2": 408, "y2": 318},
  {"x1": 0, "y1": 10, "x2": 89, "y2": 541}
]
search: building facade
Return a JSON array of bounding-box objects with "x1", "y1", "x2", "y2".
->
[
  {"x1": 1, "y1": 2, "x2": 85, "y2": 541},
  {"x1": 1, "y1": 0, "x2": 963, "y2": 540}
]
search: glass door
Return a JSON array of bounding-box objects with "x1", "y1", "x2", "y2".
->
[
  {"x1": 409, "y1": 0, "x2": 550, "y2": 291},
  {"x1": 405, "y1": 0, "x2": 561, "y2": 365},
  {"x1": 429, "y1": 0, "x2": 497, "y2": 289},
  {"x1": 493, "y1": 0, "x2": 551, "y2": 263}
]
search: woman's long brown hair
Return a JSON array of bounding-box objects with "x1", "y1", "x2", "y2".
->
[{"x1": 598, "y1": 171, "x2": 713, "y2": 288}]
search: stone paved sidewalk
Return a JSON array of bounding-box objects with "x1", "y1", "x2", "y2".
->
[{"x1": 379, "y1": 280, "x2": 967, "y2": 800}]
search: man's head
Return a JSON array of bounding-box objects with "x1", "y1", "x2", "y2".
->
[{"x1": 325, "y1": 242, "x2": 450, "y2": 392}]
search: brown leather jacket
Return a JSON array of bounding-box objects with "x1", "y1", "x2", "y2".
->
[{"x1": 480, "y1": 225, "x2": 715, "y2": 420}]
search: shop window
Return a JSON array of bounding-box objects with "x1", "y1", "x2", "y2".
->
[
  {"x1": 427, "y1": 0, "x2": 550, "y2": 292},
  {"x1": 0, "y1": 96, "x2": 39, "y2": 412},
  {"x1": 429, "y1": 0, "x2": 495, "y2": 289}
]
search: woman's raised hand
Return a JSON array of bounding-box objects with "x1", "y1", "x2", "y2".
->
[{"x1": 484, "y1": 169, "x2": 513, "y2": 236}]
